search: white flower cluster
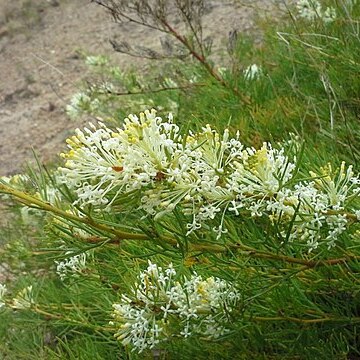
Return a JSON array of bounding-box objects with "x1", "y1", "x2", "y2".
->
[
  {"x1": 11, "y1": 285, "x2": 34, "y2": 310},
  {"x1": 0, "y1": 284, "x2": 36, "y2": 310},
  {"x1": 0, "y1": 284, "x2": 7, "y2": 309},
  {"x1": 85, "y1": 55, "x2": 109, "y2": 67},
  {"x1": 66, "y1": 92, "x2": 101, "y2": 119},
  {"x1": 163, "y1": 77, "x2": 178, "y2": 88},
  {"x1": 296, "y1": 0, "x2": 336, "y2": 23},
  {"x1": 243, "y1": 64, "x2": 262, "y2": 81},
  {"x1": 264, "y1": 162, "x2": 360, "y2": 251},
  {"x1": 55, "y1": 252, "x2": 87, "y2": 281},
  {"x1": 60, "y1": 110, "x2": 182, "y2": 207},
  {"x1": 110, "y1": 261, "x2": 240, "y2": 353},
  {"x1": 59, "y1": 109, "x2": 360, "y2": 250}
]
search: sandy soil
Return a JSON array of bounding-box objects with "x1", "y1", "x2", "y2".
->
[{"x1": 0, "y1": 0, "x2": 290, "y2": 176}]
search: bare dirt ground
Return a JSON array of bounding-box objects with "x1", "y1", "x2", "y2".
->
[{"x1": 0, "y1": 0, "x2": 290, "y2": 177}]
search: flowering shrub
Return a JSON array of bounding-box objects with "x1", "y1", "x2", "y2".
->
[
  {"x1": 1, "y1": 0, "x2": 360, "y2": 358},
  {"x1": 1, "y1": 106, "x2": 359, "y2": 355}
]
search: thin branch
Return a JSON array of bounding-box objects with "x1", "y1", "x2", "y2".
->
[
  {"x1": 92, "y1": 0, "x2": 165, "y2": 33},
  {"x1": 190, "y1": 241, "x2": 360, "y2": 268},
  {"x1": 160, "y1": 19, "x2": 251, "y2": 105},
  {"x1": 2, "y1": 183, "x2": 359, "y2": 268},
  {"x1": 33, "y1": 306, "x2": 114, "y2": 332},
  {"x1": 174, "y1": 0, "x2": 205, "y2": 57},
  {"x1": 103, "y1": 83, "x2": 206, "y2": 96},
  {"x1": 0, "y1": 183, "x2": 162, "y2": 242},
  {"x1": 251, "y1": 315, "x2": 360, "y2": 324}
]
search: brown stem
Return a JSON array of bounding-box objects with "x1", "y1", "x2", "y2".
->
[
  {"x1": 185, "y1": 240, "x2": 360, "y2": 268},
  {"x1": 174, "y1": 0, "x2": 205, "y2": 58},
  {"x1": 322, "y1": 209, "x2": 358, "y2": 221},
  {"x1": 2, "y1": 184, "x2": 359, "y2": 269},
  {"x1": 251, "y1": 315, "x2": 360, "y2": 324},
  {"x1": 33, "y1": 306, "x2": 113, "y2": 331},
  {"x1": 0, "y1": 184, "x2": 176, "y2": 245},
  {"x1": 105, "y1": 83, "x2": 206, "y2": 96},
  {"x1": 160, "y1": 19, "x2": 251, "y2": 106},
  {"x1": 92, "y1": 1, "x2": 164, "y2": 33}
]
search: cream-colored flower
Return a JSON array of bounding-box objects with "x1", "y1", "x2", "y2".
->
[
  {"x1": 111, "y1": 261, "x2": 240, "y2": 353},
  {"x1": 0, "y1": 283, "x2": 7, "y2": 309},
  {"x1": 11, "y1": 285, "x2": 34, "y2": 310}
]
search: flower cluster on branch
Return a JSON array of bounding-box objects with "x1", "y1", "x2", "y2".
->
[
  {"x1": 110, "y1": 261, "x2": 240, "y2": 353},
  {"x1": 59, "y1": 109, "x2": 360, "y2": 251},
  {"x1": 296, "y1": 0, "x2": 336, "y2": 23}
]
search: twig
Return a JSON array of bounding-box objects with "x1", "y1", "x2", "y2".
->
[
  {"x1": 104, "y1": 83, "x2": 206, "y2": 96},
  {"x1": 160, "y1": 19, "x2": 251, "y2": 106},
  {"x1": 0, "y1": 183, "x2": 154, "y2": 242},
  {"x1": 33, "y1": 306, "x2": 114, "y2": 332},
  {"x1": 251, "y1": 315, "x2": 360, "y2": 324}
]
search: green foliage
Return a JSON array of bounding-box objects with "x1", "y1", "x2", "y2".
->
[{"x1": 1, "y1": 1, "x2": 360, "y2": 359}]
